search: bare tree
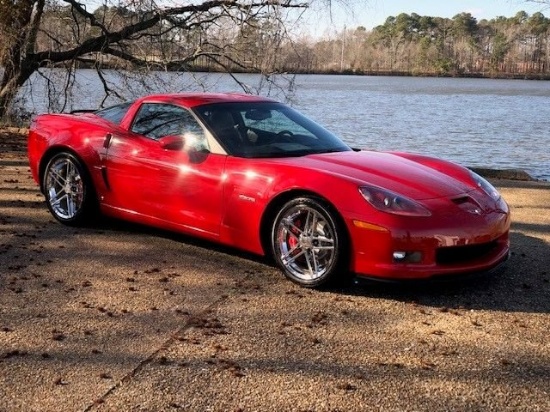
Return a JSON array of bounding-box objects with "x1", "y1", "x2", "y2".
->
[{"x1": 0, "y1": 0, "x2": 308, "y2": 121}]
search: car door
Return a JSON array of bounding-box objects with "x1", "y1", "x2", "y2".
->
[{"x1": 102, "y1": 102, "x2": 226, "y2": 237}]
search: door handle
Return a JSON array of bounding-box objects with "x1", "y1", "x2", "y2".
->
[{"x1": 103, "y1": 133, "x2": 113, "y2": 149}]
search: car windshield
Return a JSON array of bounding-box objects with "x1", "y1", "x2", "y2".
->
[{"x1": 193, "y1": 102, "x2": 351, "y2": 158}]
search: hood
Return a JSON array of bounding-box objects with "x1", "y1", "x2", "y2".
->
[{"x1": 291, "y1": 151, "x2": 472, "y2": 200}]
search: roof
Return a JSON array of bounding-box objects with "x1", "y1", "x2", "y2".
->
[{"x1": 136, "y1": 92, "x2": 277, "y2": 108}]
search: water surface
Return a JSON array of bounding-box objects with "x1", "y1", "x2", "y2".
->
[{"x1": 20, "y1": 71, "x2": 550, "y2": 180}]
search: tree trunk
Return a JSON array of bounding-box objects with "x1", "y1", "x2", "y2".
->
[
  {"x1": 0, "y1": 60, "x2": 35, "y2": 121},
  {"x1": 0, "y1": 0, "x2": 43, "y2": 122}
]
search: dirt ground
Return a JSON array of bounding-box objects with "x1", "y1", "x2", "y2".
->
[{"x1": 1, "y1": 129, "x2": 549, "y2": 411}]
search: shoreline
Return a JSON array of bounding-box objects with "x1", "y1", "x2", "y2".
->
[
  {"x1": 469, "y1": 167, "x2": 539, "y2": 182},
  {"x1": 61, "y1": 60, "x2": 550, "y2": 80},
  {"x1": 1, "y1": 126, "x2": 545, "y2": 183}
]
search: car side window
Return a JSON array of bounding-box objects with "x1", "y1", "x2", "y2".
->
[
  {"x1": 95, "y1": 102, "x2": 132, "y2": 125},
  {"x1": 131, "y1": 103, "x2": 208, "y2": 150}
]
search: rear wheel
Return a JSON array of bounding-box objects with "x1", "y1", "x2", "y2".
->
[
  {"x1": 43, "y1": 152, "x2": 96, "y2": 226},
  {"x1": 271, "y1": 197, "x2": 347, "y2": 288}
]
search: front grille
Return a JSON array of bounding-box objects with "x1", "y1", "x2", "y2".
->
[{"x1": 436, "y1": 241, "x2": 498, "y2": 265}]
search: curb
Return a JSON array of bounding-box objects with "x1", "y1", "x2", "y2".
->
[{"x1": 470, "y1": 167, "x2": 536, "y2": 182}]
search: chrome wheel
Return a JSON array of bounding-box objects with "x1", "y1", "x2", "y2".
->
[
  {"x1": 43, "y1": 153, "x2": 94, "y2": 225},
  {"x1": 272, "y1": 197, "x2": 344, "y2": 287}
]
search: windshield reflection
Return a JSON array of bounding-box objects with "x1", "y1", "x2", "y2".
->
[{"x1": 194, "y1": 102, "x2": 351, "y2": 158}]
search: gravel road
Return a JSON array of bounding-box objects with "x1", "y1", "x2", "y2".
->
[{"x1": 1, "y1": 129, "x2": 549, "y2": 411}]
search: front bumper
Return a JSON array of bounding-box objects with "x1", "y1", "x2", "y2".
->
[
  {"x1": 347, "y1": 205, "x2": 511, "y2": 281},
  {"x1": 352, "y1": 249, "x2": 509, "y2": 285}
]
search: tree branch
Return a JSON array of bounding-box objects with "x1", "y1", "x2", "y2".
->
[
  {"x1": 31, "y1": 0, "x2": 307, "y2": 65},
  {"x1": 64, "y1": 0, "x2": 110, "y2": 34},
  {"x1": 24, "y1": 0, "x2": 46, "y2": 56}
]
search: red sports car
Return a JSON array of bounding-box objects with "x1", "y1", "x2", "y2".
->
[{"x1": 28, "y1": 93, "x2": 510, "y2": 287}]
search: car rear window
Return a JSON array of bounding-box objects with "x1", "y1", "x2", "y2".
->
[{"x1": 95, "y1": 102, "x2": 133, "y2": 125}]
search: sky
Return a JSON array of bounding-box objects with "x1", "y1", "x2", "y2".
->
[{"x1": 302, "y1": 0, "x2": 550, "y2": 37}]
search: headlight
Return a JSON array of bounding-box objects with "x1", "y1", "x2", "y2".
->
[
  {"x1": 469, "y1": 170, "x2": 501, "y2": 201},
  {"x1": 359, "y1": 186, "x2": 431, "y2": 216}
]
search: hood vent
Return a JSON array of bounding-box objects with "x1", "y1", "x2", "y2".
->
[
  {"x1": 451, "y1": 196, "x2": 471, "y2": 205},
  {"x1": 451, "y1": 195, "x2": 484, "y2": 215}
]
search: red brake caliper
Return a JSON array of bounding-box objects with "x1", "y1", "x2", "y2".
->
[{"x1": 288, "y1": 219, "x2": 301, "y2": 251}]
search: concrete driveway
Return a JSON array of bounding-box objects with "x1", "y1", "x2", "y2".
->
[{"x1": 1, "y1": 131, "x2": 549, "y2": 411}]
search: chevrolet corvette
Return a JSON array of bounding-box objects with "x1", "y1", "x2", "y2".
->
[{"x1": 28, "y1": 93, "x2": 510, "y2": 287}]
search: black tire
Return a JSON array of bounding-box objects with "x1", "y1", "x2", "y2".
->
[
  {"x1": 42, "y1": 152, "x2": 97, "y2": 226},
  {"x1": 271, "y1": 196, "x2": 347, "y2": 288}
]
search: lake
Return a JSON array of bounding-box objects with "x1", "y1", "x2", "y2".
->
[{"x1": 19, "y1": 70, "x2": 550, "y2": 180}]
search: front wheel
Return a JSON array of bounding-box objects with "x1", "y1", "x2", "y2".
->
[
  {"x1": 271, "y1": 197, "x2": 347, "y2": 288},
  {"x1": 43, "y1": 152, "x2": 96, "y2": 226}
]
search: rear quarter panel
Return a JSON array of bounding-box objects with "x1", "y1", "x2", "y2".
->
[{"x1": 28, "y1": 114, "x2": 116, "y2": 194}]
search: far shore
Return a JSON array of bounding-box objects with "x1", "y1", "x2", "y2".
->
[{"x1": 40, "y1": 60, "x2": 550, "y2": 81}]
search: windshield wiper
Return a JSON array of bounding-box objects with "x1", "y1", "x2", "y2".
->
[{"x1": 309, "y1": 148, "x2": 348, "y2": 155}]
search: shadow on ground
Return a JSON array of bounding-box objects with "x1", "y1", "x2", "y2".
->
[
  {"x1": 19, "y1": 210, "x2": 549, "y2": 315},
  {"x1": 335, "y1": 231, "x2": 549, "y2": 314}
]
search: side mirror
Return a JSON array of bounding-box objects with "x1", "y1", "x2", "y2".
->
[{"x1": 159, "y1": 135, "x2": 185, "y2": 151}]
